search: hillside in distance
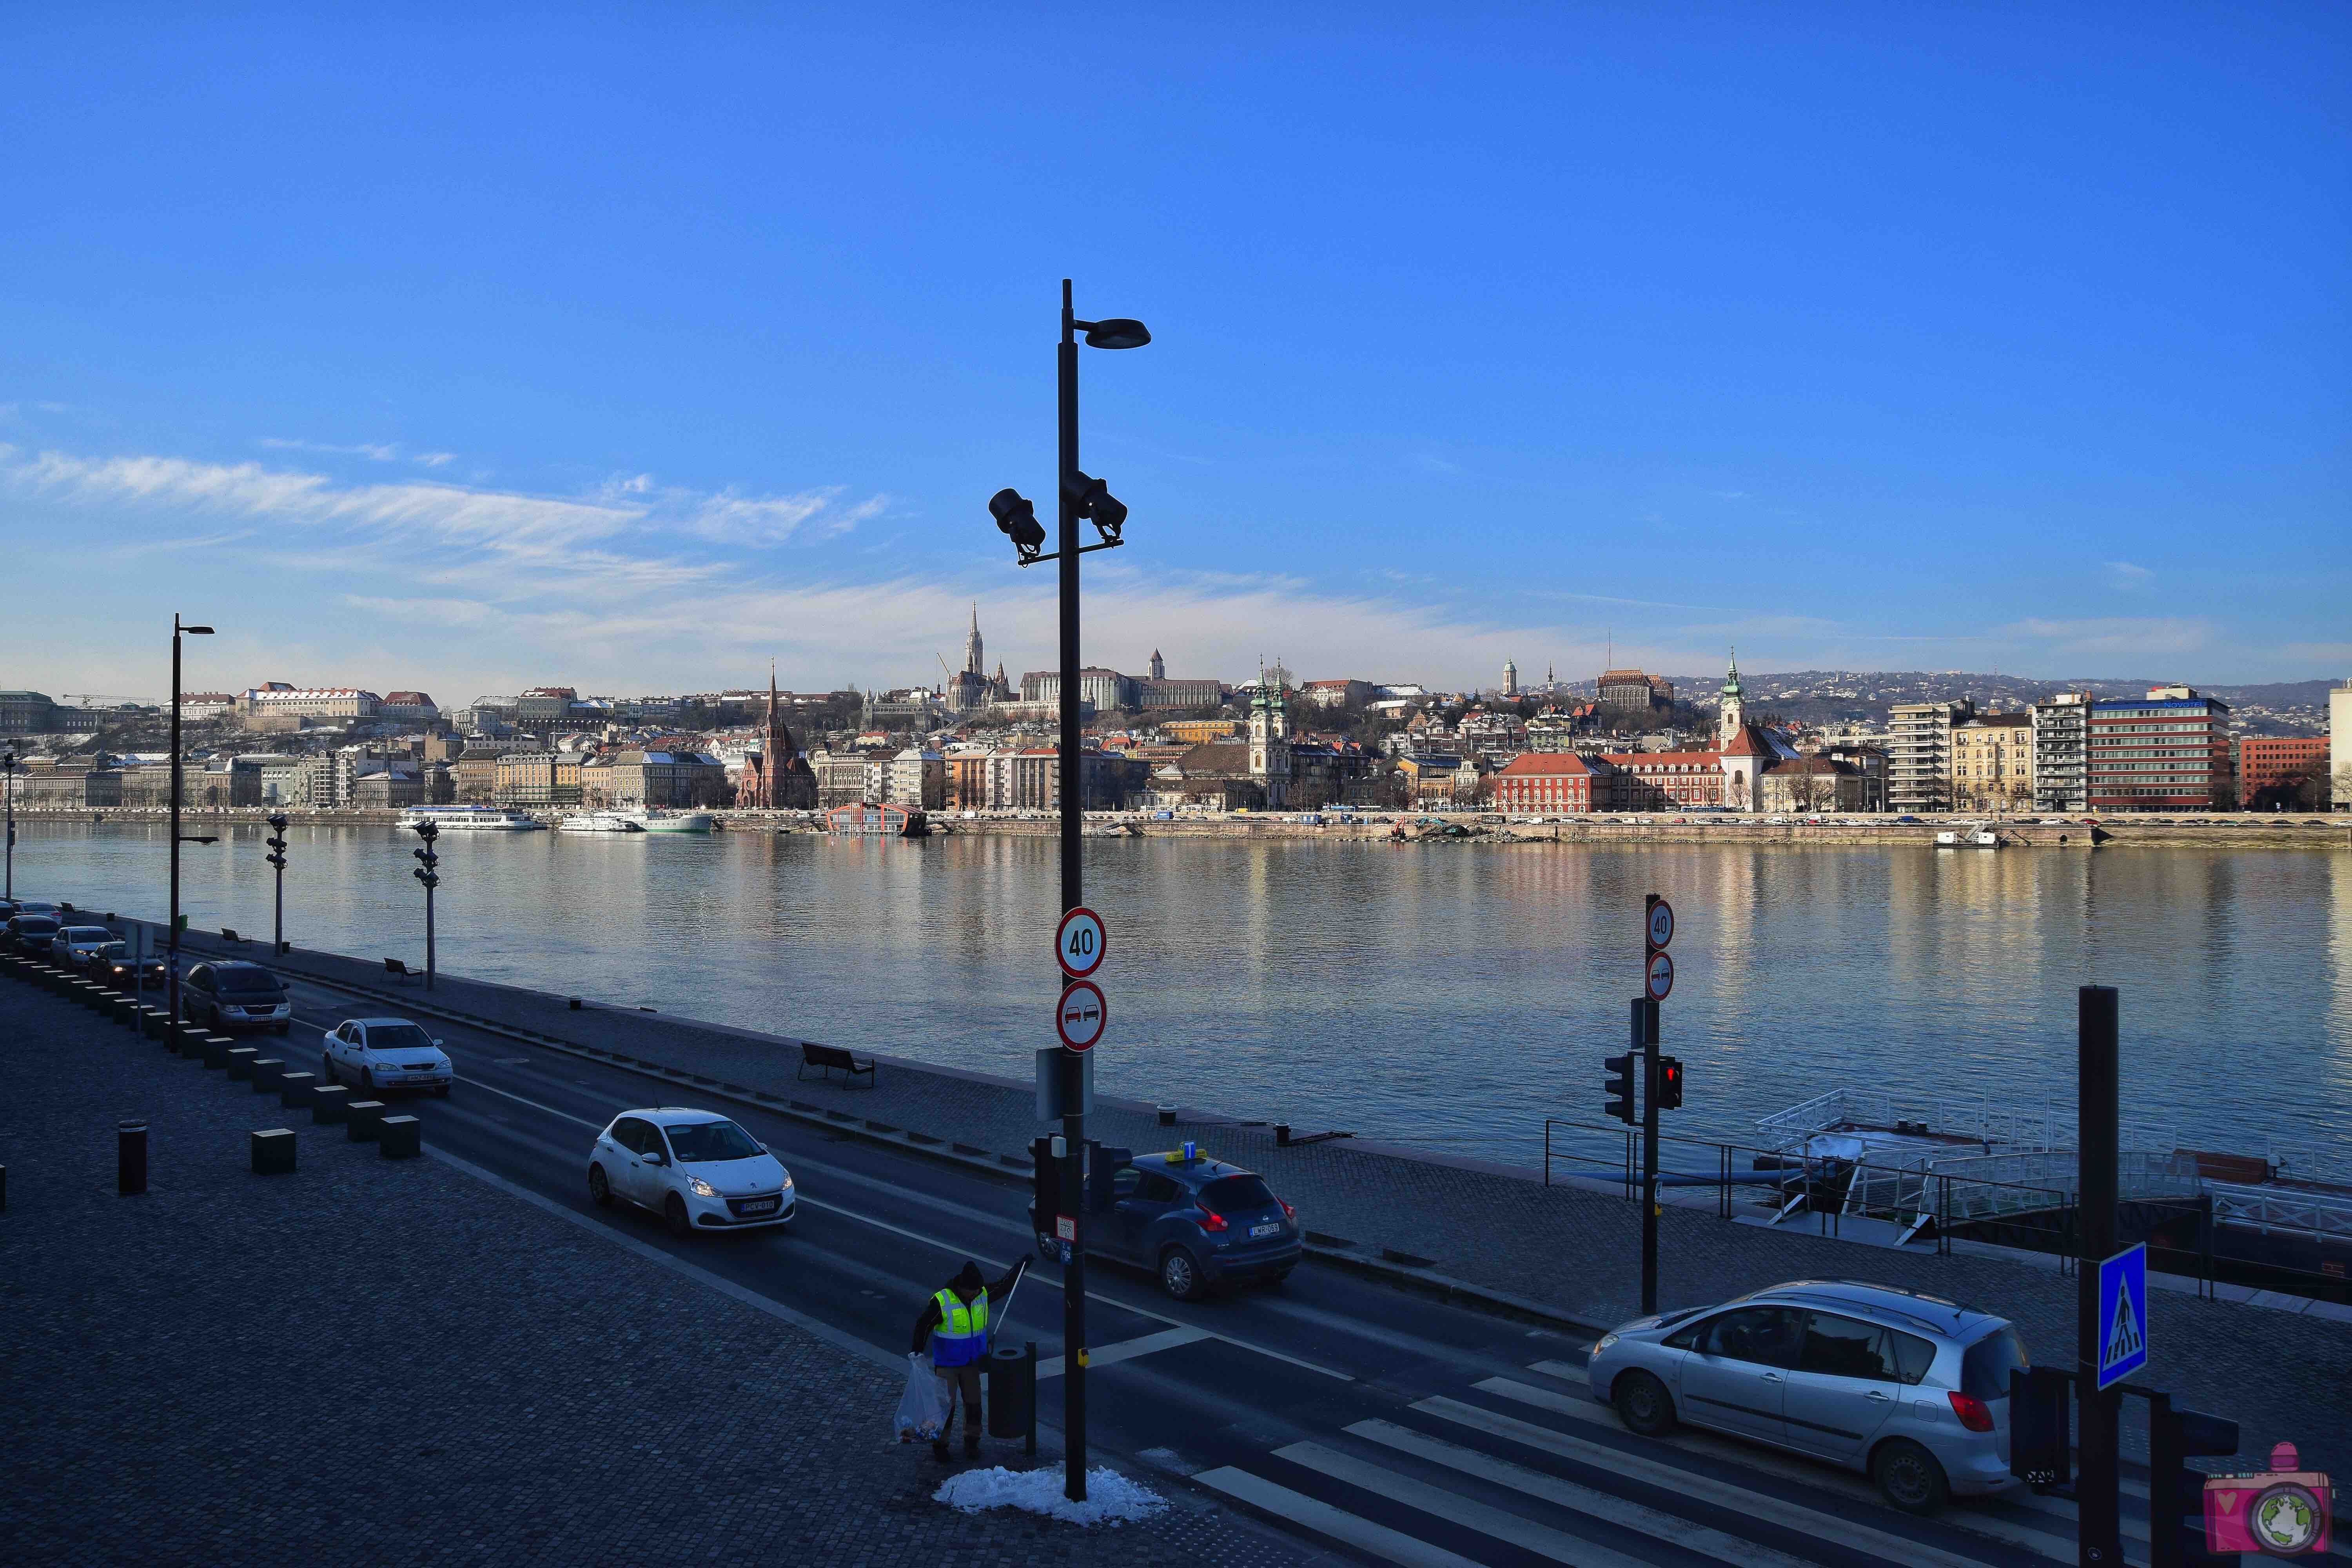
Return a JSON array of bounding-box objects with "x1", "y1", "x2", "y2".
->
[{"x1": 1639, "y1": 671, "x2": 2339, "y2": 733}]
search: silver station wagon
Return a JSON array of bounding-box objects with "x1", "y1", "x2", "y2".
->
[{"x1": 1585, "y1": 1278, "x2": 2027, "y2": 1514}]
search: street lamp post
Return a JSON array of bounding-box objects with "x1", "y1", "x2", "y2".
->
[
  {"x1": 264, "y1": 813, "x2": 289, "y2": 955},
  {"x1": 412, "y1": 820, "x2": 439, "y2": 990},
  {"x1": 168, "y1": 615, "x2": 216, "y2": 1025},
  {"x1": 987, "y1": 279, "x2": 1149, "y2": 1504},
  {"x1": 4, "y1": 749, "x2": 16, "y2": 902}
]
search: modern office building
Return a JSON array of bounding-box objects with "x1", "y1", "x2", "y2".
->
[
  {"x1": 2086, "y1": 685, "x2": 2230, "y2": 811},
  {"x1": 2237, "y1": 734, "x2": 2330, "y2": 809},
  {"x1": 2335, "y1": 681, "x2": 2352, "y2": 811}
]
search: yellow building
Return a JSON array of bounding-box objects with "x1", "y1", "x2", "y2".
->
[
  {"x1": 1160, "y1": 718, "x2": 1242, "y2": 745},
  {"x1": 1951, "y1": 712, "x2": 2034, "y2": 810}
]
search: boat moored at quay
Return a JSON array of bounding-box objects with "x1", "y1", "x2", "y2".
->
[{"x1": 396, "y1": 806, "x2": 546, "y2": 832}]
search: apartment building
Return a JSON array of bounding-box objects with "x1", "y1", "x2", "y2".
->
[
  {"x1": 1887, "y1": 699, "x2": 1974, "y2": 813},
  {"x1": 2087, "y1": 686, "x2": 2230, "y2": 811},
  {"x1": 1951, "y1": 712, "x2": 2034, "y2": 811},
  {"x1": 2031, "y1": 692, "x2": 2091, "y2": 813}
]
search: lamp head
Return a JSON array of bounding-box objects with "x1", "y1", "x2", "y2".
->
[
  {"x1": 182, "y1": 626, "x2": 214, "y2": 636},
  {"x1": 1080, "y1": 318, "x2": 1151, "y2": 350},
  {"x1": 987, "y1": 488, "x2": 1046, "y2": 560}
]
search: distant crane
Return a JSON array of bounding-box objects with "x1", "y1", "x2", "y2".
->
[{"x1": 935, "y1": 652, "x2": 957, "y2": 693}]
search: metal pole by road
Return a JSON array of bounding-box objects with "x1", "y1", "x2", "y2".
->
[
  {"x1": 1054, "y1": 278, "x2": 1088, "y2": 1504},
  {"x1": 166, "y1": 615, "x2": 214, "y2": 1024},
  {"x1": 265, "y1": 813, "x2": 289, "y2": 955},
  {"x1": 412, "y1": 821, "x2": 440, "y2": 991},
  {"x1": 4, "y1": 749, "x2": 16, "y2": 901},
  {"x1": 1637, "y1": 995, "x2": 1660, "y2": 1314},
  {"x1": 2076, "y1": 984, "x2": 2123, "y2": 1568}
]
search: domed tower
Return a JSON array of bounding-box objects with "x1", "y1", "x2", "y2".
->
[
  {"x1": 1248, "y1": 665, "x2": 1292, "y2": 806},
  {"x1": 1503, "y1": 659, "x2": 1519, "y2": 698},
  {"x1": 1719, "y1": 649, "x2": 1746, "y2": 748}
]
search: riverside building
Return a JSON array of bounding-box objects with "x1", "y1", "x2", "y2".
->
[
  {"x1": 2086, "y1": 685, "x2": 2230, "y2": 811},
  {"x1": 1887, "y1": 698, "x2": 1973, "y2": 814},
  {"x1": 2031, "y1": 692, "x2": 2091, "y2": 813}
]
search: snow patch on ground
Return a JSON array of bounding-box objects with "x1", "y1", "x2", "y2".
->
[{"x1": 934, "y1": 1465, "x2": 1169, "y2": 1526}]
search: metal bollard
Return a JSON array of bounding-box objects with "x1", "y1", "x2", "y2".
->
[
  {"x1": 118, "y1": 1119, "x2": 148, "y2": 1195},
  {"x1": 1275, "y1": 1123, "x2": 1292, "y2": 1147},
  {"x1": 250, "y1": 1128, "x2": 297, "y2": 1176},
  {"x1": 986, "y1": 1343, "x2": 1035, "y2": 1439},
  {"x1": 1157, "y1": 1105, "x2": 1178, "y2": 1127},
  {"x1": 377, "y1": 1115, "x2": 422, "y2": 1159},
  {"x1": 140, "y1": 1009, "x2": 168, "y2": 1041},
  {"x1": 278, "y1": 1071, "x2": 316, "y2": 1109},
  {"x1": 310, "y1": 1084, "x2": 351, "y2": 1125},
  {"x1": 200, "y1": 1035, "x2": 233, "y2": 1068},
  {"x1": 346, "y1": 1100, "x2": 386, "y2": 1142},
  {"x1": 250, "y1": 1058, "x2": 284, "y2": 1094},
  {"x1": 225, "y1": 1047, "x2": 260, "y2": 1082}
]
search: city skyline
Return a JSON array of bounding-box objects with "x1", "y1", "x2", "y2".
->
[{"x1": 5, "y1": 8, "x2": 2347, "y2": 696}]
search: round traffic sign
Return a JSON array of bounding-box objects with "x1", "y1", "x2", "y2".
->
[
  {"x1": 1055, "y1": 979, "x2": 1107, "y2": 1052},
  {"x1": 1646, "y1": 898, "x2": 1674, "y2": 950},
  {"x1": 1645, "y1": 950, "x2": 1675, "y2": 1002},
  {"x1": 1055, "y1": 906, "x2": 1106, "y2": 978}
]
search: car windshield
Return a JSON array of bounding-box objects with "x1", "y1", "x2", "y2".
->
[
  {"x1": 218, "y1": 969, "x2": 283, "y2": 993},
  {"x1": 1960, "y1": 1327, "x2": 2029, "y2": 1399},
  {"x1": 63, "y1": 927, "x2": 113, "y2": 942},
  {"x1": 99, "y1": 942, "x2": 129, "y2": 958},
  {"x1": 1201, "y1": 1175, "x2": 1279, "y2": 1212},
  {"x1": 366, "y1": 1024, "x2": 436, "y2": 1052},
  {"x1": 663, "y1": 1120, "x2": 761, "y2": 1163}
]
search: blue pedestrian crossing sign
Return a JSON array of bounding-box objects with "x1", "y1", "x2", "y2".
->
[{"x1": 2096, "y1": 1244, "x2": 2150, "y2": 1390}]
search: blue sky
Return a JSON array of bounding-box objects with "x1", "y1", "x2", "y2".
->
[{"x1": 3, "y1": 3, "x2": 2345, "y2": 703}]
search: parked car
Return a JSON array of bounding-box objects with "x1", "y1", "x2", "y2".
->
[
  {"x1": 6, "y1": 914, "x2": 63, "y2": 955},
  {"x1": 53, "y1": 925, "x2": 117, "y2": 969},
  {"x1": 1893, "y1": 815, "x2": 1924, "y2": 824},
  {"x1": 89, "y1": 942, "x2": 166, "y2": 989},
  {"x1": 1029, "y1": 1147, "x2": 1302, "y2": 1300},
  {"x1": 182, "y1": 960, "x2": 293, "y2": 1034},
  {"x1": 320, "y1": 1018, "x2": 453, "y2": 1095},
  {"x1": 1585, "y1": 1278, "x2": 2027, "y2": 1515},
  {"x1": 586, "y1": 1108, "x2": 795, "y2": 1236}
]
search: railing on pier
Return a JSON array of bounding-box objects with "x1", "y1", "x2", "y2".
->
[{"x1": 1753, "y1": 1087, "x2": 2074, "y2": 1158}]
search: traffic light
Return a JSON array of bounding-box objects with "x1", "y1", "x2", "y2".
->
[
  {"x1": 2148, "y1": 1394, "x2": 2239, "y2": 1568},
  {"x1": 1650, "y1": 1055, "x2": 1684, "y2": 1112},
  {"x1": 2008, "y1": 1366, "x2": 2071, "y2": 1489},
  {"x1": 1604, "y1": 1053, "x2": 1637, "y2": 1125}
]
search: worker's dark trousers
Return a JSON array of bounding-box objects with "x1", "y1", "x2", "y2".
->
[{"x1": 933, "y1": 1363, "x2": 984, "y2": 1446}]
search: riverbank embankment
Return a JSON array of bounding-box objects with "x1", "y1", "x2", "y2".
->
[{"x1": 20, "y1": 803, "x2": 2352, "y2": 849}]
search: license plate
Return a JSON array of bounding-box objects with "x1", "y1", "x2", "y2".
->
[
  {"x1": 1250, "y1": 1222, "x2": 1281, "y2": 1238},
  {"x1": 741, "y1": 1200, "x2": 777, "y2": 1214}
]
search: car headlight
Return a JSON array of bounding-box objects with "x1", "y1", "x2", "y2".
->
[
  {"x1": 1593, "y1": 1334, "x2": 1619, "y2": 1355},
  {"x1": 688, "y1": 1177, "x2": 719, "y2": 1198},
  {"x1": 779, "y1": 1176, "x2": 793, "y2": 1192}
]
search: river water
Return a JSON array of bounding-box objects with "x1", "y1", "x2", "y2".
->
[{"x1": 16, "y1": 822, "x2": 2351, "y2": 1171}]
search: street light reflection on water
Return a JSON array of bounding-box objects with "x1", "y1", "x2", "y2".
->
[{"x1": 18, "y1": 820, "x2": 2351, "y2": 1169}]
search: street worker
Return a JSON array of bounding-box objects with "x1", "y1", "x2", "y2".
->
[{"x1": 910, "y1": 1256, "x2": 1026, "y2": 1462}]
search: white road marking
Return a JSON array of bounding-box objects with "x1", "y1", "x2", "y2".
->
[
  {"x1": 1275, "y1": 1440, "x2": 1655, "y2": 1568},
  {"x1": 1192, "y1": 1466, "x2": 1487, "y2": 1568},
  {"x1": 1419, "y1": 1395, "x2": 2005, "y2": 1568},
  {"x1": 1346, "y1": 1419, "x2": 1831, "y2": 1568},
  {"x1": 1037, "y1": 1326, "x2": 1210, "y2": 1379}
]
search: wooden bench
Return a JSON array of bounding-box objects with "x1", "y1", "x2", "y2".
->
[
  {"x1": 384, "y1": 957, "x2": 417, "y2": 984},
  {"x1": 221, "y1": 927, "x2": 246, "y2": 944},
  {"x1": 797, "y1": 1042, "x2": 875, "y2": 1087}
]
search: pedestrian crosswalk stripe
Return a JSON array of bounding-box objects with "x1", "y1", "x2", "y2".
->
[
  {"x1": 1526, "y1": 1359, "x2": 1594, "y2": 1384},
  {"x1": 1274, "y1": 1440, "x2": 1657, "y2": 1568},
  {"x1": 1419, "y1": 1396, "x2": 2007, "y2": 1568},
  {"x1": 1343, "y1": 1420, "x2": 1833, "y2": 1568},
  {"x1": 1192, "y1": 1466, "x2": 1489, "y2": 1568},
  {"x1": 1035, "y1": 1325, "x2": 1209, "y2": 1379},
  {"x1": 1495, "y1": 1374, "x2": 2101, "y2": 1566}
]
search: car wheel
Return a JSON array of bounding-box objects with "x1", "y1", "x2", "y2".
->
[
  {"x1": 210, "y1": 1005, "x2": 225, "y2": 1031},
  {"x1": 664, "y1": 1195, "x2": 692, "y2": 1238},
  {"x1": 360, "y1": 1068, "x2": 374, "y2": 1093},
  {"x1": 1613, "y1": 1369, "x2": 1677, "y2": 1437},
  {"x1": 1262, "y1": 1269, "x2": 1293, "y2": 1289},
  {"x1": 1871, "y1": 1438, "x2": 1949, "y2": 1515},
  {"x1": 1035, "y1": 1232, "x2": 1058, "y2": 1262},
  {"x1": 1159, "y1": 1247, "x2": 1205, "y2": 1301},
  {"x1": 588, "y1": 1165, "x2": 615, "y2": 1209}
]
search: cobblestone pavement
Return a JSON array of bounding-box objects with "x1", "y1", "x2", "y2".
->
[
  {"x1": 0, "y1": 981, "x2": 1311, "y2": 1568},
  {"x1": 156, "y1": 929, "x2": 2352, "y2": 1479}
]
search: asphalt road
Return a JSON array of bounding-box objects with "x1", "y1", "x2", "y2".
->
[{"x1": 258, "y1": 974, "x2": 2245, "y2": 1568}]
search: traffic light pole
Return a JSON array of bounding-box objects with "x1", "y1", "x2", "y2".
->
[
  {"x1": 1056, "y1": 279, "x2": 1089, "y2": 1505},
  {"x1": 1638, "y1": 996, "x2": 1660, "y2": 1314},
  {"x1": 2077, "y1": 984, "x2": 2123, "y2": 1568}
]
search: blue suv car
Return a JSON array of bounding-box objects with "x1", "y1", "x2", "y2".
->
[{"x1": 1031, "y1": 1147, "x2": 1303, "y2": 1300}]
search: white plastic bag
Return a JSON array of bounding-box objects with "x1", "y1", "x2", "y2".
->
[{"x1": 895, "y1": 1353, "x2": 946, "y2": 1443}]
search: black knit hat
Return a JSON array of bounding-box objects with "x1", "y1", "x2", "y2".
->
[{"x1": 952, "y1": 1260, "x2": 986, "y2": 1292}]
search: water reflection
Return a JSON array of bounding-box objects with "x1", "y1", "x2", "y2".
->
[{"x1": 16, "y1": 822, "x2": 2347, "y2": 1165}]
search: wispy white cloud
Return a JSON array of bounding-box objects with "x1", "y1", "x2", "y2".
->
[
  {"x1": 1998, "y1": 617, "x2": 2212, "y2": 656},
  {"x1": 2103, "y1": 560, "x2": 2154, "y2": 591},
  {"x1": 259, "y1": 436, "x2": 402, "y2": 462},
  {"x1": 413, "y1": 451, "x2": 456, "y2": 468}
]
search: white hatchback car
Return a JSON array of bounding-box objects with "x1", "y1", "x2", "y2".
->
[
  {"x1": 321, "y1": 1018, "x2": 454, "y2": 1096},
  {"x1": 588, "y1": 1108, "x2": 795, "y2": 1236}
]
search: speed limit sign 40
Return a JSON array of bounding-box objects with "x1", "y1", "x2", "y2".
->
[{"x1": 1056, "y1": 907, "x2": 1106, "y2": 979}]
